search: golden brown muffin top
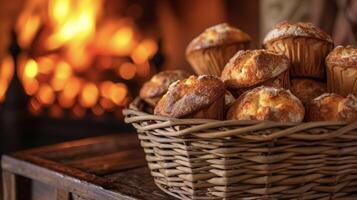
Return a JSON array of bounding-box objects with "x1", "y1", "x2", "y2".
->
[
  {"x1": 263, "y1": 21, "x2": 333, "y2": 44},
  {"x1": 290, "y1": 78, "x2": 326, "y2": 105},
  {"x1": 221, "y1": 50, "x2": 289, "y2": 88},
  {"x1": 227, "y1": 86, "x2": 305, "y2": 122},
  {"x1": 186, "y1": 23, "x2": 251, "y2": 53},
  {"x1": 139, "y1": 70, "x2": 191, "y2": 99},
  {"x1": 308, "y1": 93, "x2": 357, "y2": 123},
  {"x1": 325, "y1": 45, "x2": 357, "y2": 67},
  {"x1": 154, "y1": 75, "x2": 225, "y2": 118}
]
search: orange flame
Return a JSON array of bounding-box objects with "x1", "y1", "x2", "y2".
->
[
  {"x1": 118, "y1": 62, "x2": 136, "y2": 80},
  {"x1": 109, "y1": 83, "x2": 127, "y2": 105},
  {"x1": 14, "y1": 0, "x2": 157, "y2": 118},
  {"x1": 80, "y1": 82, "x2": 99, "y2": 108},
  {"x1": 49, "y1": 0, "x2": 70, "y2": 24},
  {"x1": 110, "y1": 26, "x2": 135, "y2": 55},
  {"x1": 46, "y1": 0, "x2": 101, "y2": 50},
  {"x1": 37, "y1": 84, "x2": 55, "y2": 105},
  {"x1": 24, "y1": 59, "x2": 39, "y2": 79},
  {"x1": 37, "y1": 56, "x2": 56, "y2": 74},
  {"x1": 17, "y1": 13, "x2": 41, "y2": 49},
  {"x1": 131, "y1": 39, "x2": 158, "y2": 64},
  {"x1": 51, "y1": 61, "x2": 72, "y2": 91}
]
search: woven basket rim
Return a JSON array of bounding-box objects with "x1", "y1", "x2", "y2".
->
[{"x1": 123, "y1": 97, "x2": 357, "y2": 140}]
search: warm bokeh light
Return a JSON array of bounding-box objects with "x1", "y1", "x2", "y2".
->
[
  {"x1": 100, "y1": 81, "x2": 114, "y2": 99},
  {"x1": 46, "y1": 0, "x2": 101, "y2": 49},
  {"x1": 66, "y1": 44, "x2": 91, "y2": 72},
  {"x1": 80, "y1": 82, "x2": 99, "y2": 108},
  {"x1": 131, "y1": 39, "x2": 158, "y2": 64},
  {"x1": 24, "y1": 79, "x2": 39, "y2": 95},
  {"x1": 49, "y1": 104, "x2": 64, "y2": 118},
  {"x1": 37, "y1": 84, "x2": 55, "y2": 105},
  {"x1": 37, "y1": 56, "x2": 56, "y2": 74},
  {"x1": 17, "y1": 14, "x2": 41, "y2": 49},
  {"x1": 49, "y1": 0, "x2": 70, "y2": 24},
  {"x1": 118, "y1": 62, "x2": 136, "y2": 80},
  {"x1": 100, "y1": 98, "x2": 115, "y2": 111},
  {"x1": 136, "y1": 61, "x2": 150, "y2": 77},
  {"x1": 51, "y1": 61, "x2": 72, "y2": 91},
  {"x1": 0, "y1": 55, "x2": 14, "y2": 102},
  {"x1": 109, "y1": 83, "x2": 127, "y2": 105},
  {"x1": 58, "y1": 92, "x2": 75, "y2": 108},
  {"x1": 24, "y1": 59, "x2": 39, "y2": 79},
  {"x1": 0, "y1": 79, "x2": 8, "y2": 103},
  {"x1": 111, "y1": 26, "x2": 135, "y2": 55}
]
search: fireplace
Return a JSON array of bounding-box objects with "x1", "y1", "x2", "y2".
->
[
  {"x1": 0, "y1": 0, "x2": 164, "y2": 153},
  {"x1": 0, "y1": 0, "x2": 261, "y2": 153}
]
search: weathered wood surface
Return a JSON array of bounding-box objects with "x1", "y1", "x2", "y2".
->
[{"x1": 1, "y1": 134, "x2": 173, "y2": 200}]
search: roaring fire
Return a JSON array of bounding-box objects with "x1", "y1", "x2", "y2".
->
[{"x1": 15, "y1": 0, "x2": 158, "y2": 118}]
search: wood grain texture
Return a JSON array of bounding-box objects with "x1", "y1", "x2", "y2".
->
[
  {"x1": 55, "y1": 189, "x2": 70, "y2": 200},
  {"x1": 2, "y1": 171, "x2": 16, "y2": 200},
  {"x1": 1, "y1": 133, "x2": 173, "y2": 200}
]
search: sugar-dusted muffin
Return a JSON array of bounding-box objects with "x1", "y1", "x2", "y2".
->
[
  {"x1": 306, "y1": 93, "x2": 357, "y2": 123},
  {"x1": 227, "y1": 86, "x2": 305, "y2": 122},
  {"x1": 263, "y1": 22, "x2": 334, "y2": 79},
  {"x1": 154, "y1": 75, "x2": 225, "y2": 119},
  {"x1": 326, "y1": 45, "x2": 357, "y2": 96},
  {"x1": 290, "y1": 78, "x2": 326, "y2": 105},
  {"x1": 221, "y1": 49, "x2": 290, "y2": 96},
  {"x1": 139, "y1": 70, "x2": 191, "y2": 106},
  {"x1": 186, "y1": 23, "x2": 251, "y2": 76}
]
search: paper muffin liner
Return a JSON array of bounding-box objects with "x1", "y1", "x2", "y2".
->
[
  {"x1": 265, "y1": 37, "x2": 333, "y2": 79},
  {"x1": 187, "y1": 42, "x2": 249, "y2": 76},
  {"x1": 192, "y1": 96, "x2": 225, "y2": 120},
  {"x1": 326, "y1": 65, "x2": 357, "y2": 96},
  {"x1": 230, "y1": 70, "x2": 290, "y2": 97}
]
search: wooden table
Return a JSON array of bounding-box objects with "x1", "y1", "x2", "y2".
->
[{"x1": 1, "y1": 134, "x2": 173, "y2": 200}]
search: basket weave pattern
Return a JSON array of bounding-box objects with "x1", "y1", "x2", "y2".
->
[{"x1": 124, "y1": 99, "x2": 357, "y2": 200}]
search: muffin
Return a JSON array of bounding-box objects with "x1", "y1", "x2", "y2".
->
[
  {"x1": 139, "y1": 70, "x2": 191, "y2": 106},
  {"x1": 307, "y1": 93, "x2": 357, "y2": 123},
  {"x1": 221, "y1": 49, "x2": 290, "y2": 96},
  {"x1": 326, "y1": 45, "x2": 357, "y2": 96},
  {"x1": 186, "y1": 23, "x2": 251, "y2": 76},
  {"x1": 290, "y1": 78, "x2": 326, "y2": 105},
  {"x1": 263, "y1": 21, "x2": 334, "y2": 79},
  {"x1": 154, "y1": 75, "x2": 225, "y2": 119},
  {"x1": 227, "y1": 86, "x2": 305, "y2": 123}
]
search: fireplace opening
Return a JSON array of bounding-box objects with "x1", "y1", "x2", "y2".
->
[{"x1": 0, "y1": 0, "x2": 164, "y2": 153}]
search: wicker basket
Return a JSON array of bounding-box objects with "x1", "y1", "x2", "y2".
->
[{"x1": 123, "y1": 98, "x2": 357, "y2": 200}]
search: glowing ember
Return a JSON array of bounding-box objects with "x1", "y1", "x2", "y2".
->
[
  {"x1": 37, "y1": 84, "x2": 55, "y2": 105},
  {"x1": 24, "y1": 79, "x2": 39, "y2": 95},
  {"x1": 109, "y1": 83, "x2": 127, "y2": 105},
  {"x1": 118, "y1": 62, "x2": 136, "y2": 80},
  {"x1": 80, "y1": 83, "x2": 99, "y2": 108},
  {"x1": 24, "y1": 59, "x2": 38, "y2": 79},
  {"x1": 51, "y1": 61, "x2": 72, "y2": 91},
  {"x1": 29, "y1": 98, "x2": 43, "y2": 116}
]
